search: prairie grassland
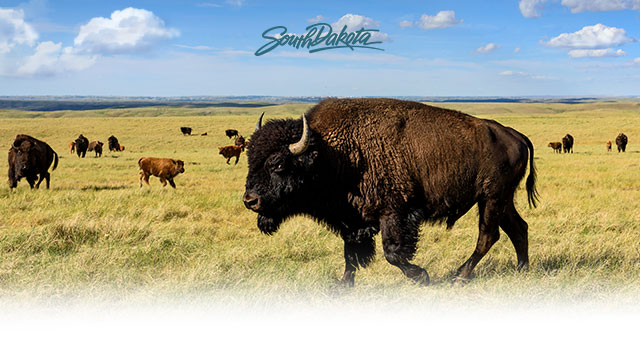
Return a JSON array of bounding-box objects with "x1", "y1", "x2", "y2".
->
[{"x1": 0, "y1": 101, "x2": 639, "y2": 306}]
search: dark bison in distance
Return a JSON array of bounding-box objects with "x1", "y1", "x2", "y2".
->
[
  {"x1": 8, "y1": 134, "x2": 58, "y2": 189},
  {"x1": 180, "y1": 127, "x2": 192, "y2": 136},
  {"x1": 225, "y1": 129, "x2": 239, "y2": 139},
  {"x1": 88, "y1": 141, "x2": 103, "y2": 157},
  {"x1": 243, "y1": 98, "x2": 537, "y2": 286},
  {"x1": 616, "y1": 133, "x2": 628, "y2": 152},
  {"x1": 562, "y1": 134, "x2": 574, "y2": 153},
  {"x1": 138, "y1": 157, "x2": 185, "y2": 188},
  {"x1": 108, "y1": 135, "x2": 121, "y2": 152},
  {"x1": 548, "y1": 142, "x2": 562, "y2": 153},
  {"x1": 75, "y1": 134, "x2": 89, "y2": 158}
]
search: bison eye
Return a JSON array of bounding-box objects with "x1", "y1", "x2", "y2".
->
[
  {"x1": 274, "y1": 163, "x2": 285, "y2": 173},
  {"x1": 266, "y1": 155, "x2": 286, "y2": 173}
]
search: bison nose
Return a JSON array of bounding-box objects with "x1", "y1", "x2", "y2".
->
[{"x1": 243, "y1": 191, "x2": 262, "y2": 211}]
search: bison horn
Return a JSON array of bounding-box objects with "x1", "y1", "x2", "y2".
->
[
  {"x1": 289, "y1": 115, "x2": 310, "y2": 155},
  {"x1": 255, "y1": 112, "x2": 265, "y2": 131}
]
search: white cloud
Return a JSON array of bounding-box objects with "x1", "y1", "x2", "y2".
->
[
  {"x1": 74, "y1": 7, "x2": 179, "y2": 54},
  {"x1": 499, "y1": 70, "x2": 555, "y2": 80},
  {"x1": 0, "y1": 8, "x2": 38, "y2": 53},
  {"x1": 544, "y1": 24, "x2": 635, "y2": 49},
  {"x1": 226, "y1": 0, "x2": 244, "y2": 7},
  {"x1": 514, "y1": 47, "x2": 521, "y2": 53},
  {"x1": 16, "y1": 41, "x2": 96, "y2": 76},
  {"x1": 175, "y1": 44, "x2": 213, "y2": 50},
  {"x1": 519, "y1": 0, "x2": 548, "y2": 18},
  {"x1": 568, "y1": 48, "x2": 626, "y2": 58},
  {"x1": 474, "y1": 43, "x2": 499, "y2": 54},
  {"x1": 331, "y1": 14, "x2": 390, "y2": 42},
  {"x1": 399, "y1": 20, "x2": 413, "y2": 28},
  {"x1": 415, "y1": 10, "x2": 462, "y2": 29},
  {"x1": 560, "y1": 0, "x2": 640, "y2": 13},
  {"x1": 500, "y1": 70, "x2": 527, "y2": 76},
  {"x1": 634, "y1": 57, "x2": 640, "y2": 64},
  {"x1": 307, "y1": 15, "x2": 326, "y2": 23}
]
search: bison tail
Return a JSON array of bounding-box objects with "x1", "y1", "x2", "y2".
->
[
  {"x1": 52, "y1": 151, "x2": 59, "y2": 171},
  {"x1": 523, "y1": 135, "x2": 539, "y2": 208},
  {"x1": 138, "y1": 157, "x2": 143, "y2": 169}
]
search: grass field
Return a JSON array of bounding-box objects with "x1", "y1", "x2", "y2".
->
[{"x1": 0, "y1": 101, "x2": 639, "y2": 306}]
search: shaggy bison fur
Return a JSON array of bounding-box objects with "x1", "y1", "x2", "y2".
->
[
  {"x1": 616, "y1": 133, "x2": 628, "y2": 152},
  {"x1": 243, "y1": 98, "x2": 538, "y2": 286},
  {"x1": 8, "y1": 134, "x2": 58, "y2": 189},
  {"x1": 88, "y1": 141, "x2": 103, "y2": 157},
  {"x1": 562, "y1": 134, "x2": 574, "y2": 153},
  {"x1": 75, "y1": 134, "x2": 89, "y2": 158}
]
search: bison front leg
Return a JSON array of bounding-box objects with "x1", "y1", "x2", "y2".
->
[
  {"x1": 167, "y1": 178, "x2": 176, "y2": 189},
  {"x1": 380, "y1": 213, "x2": 429, "y2": 285},
  {"x1": 340, "y1": 233, "x2": 376, "y2": 287},
  {"x1": 234, "y1": 155, "x2": 240, "y2": 165},
  {"x1": 26, "y1": 176, "x2": 36, "y2": 189}
]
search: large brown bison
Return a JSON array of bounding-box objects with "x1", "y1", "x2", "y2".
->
[
  {"x1": 108, "y1": 135, "x2": 121, "y2": 152},
  {"x1": 243, "y1": 98, "x2": 537, "y2": 286},
  {"x1": 547, "y1": 142, "x2": 562, "y2": 153},
  {"x1": 8, "y1": 134, "x2": 58, "y2": 189},
  {"x1": 138, "y1": 157, "x2": 185, "y2": 188},
  {"x1": 616, "y1": 133, "x2": 628, "y2": 152},
  {"x1": 88, "y1": 141, "x2": 103, "y2": 157},
  {"x1": 75, "y1": 134, "x2": 89, "y2": 158},
  {"x1": 219, "y1": 145, "x2": 243, "y2": 165},
  {"x1": 562, "y1": 134, "x2": 574, "y2": 153}
]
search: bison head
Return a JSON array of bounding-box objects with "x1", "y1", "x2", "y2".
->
[
  {"x1": 243, "y1": 113, "x2": 319, "y2": 235},
  {"x1": 175, "y1": 160, "x2": 185, "y2": 174},
  {"x1": 11, "y1": 137, "x2": 36, "y2": 177}
]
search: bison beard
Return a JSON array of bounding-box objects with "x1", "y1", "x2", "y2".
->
[{"x1": 244, "y1": 98, "x2": 537, "y2": 287}]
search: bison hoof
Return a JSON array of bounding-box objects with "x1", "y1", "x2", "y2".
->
[{"x1": 410, "y1": 270, "x2": 430, "y2": 286}]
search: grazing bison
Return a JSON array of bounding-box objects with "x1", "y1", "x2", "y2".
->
[
  {"x1": 219, "y1": 145, "x2": 243, "y2": 165},
  {"x1": 616, "y1": 133, "x2": 628, "y2": 152},
  {"x1": 119, "y1": 145, "x2": 125, "y2": 151},
  {"x1": 562, "y1": 134, "x2": 574, "y2": 153},
  {"x1": 138, "y1": 157, "x2": 185, "y2": 188},
  {"x1": 108, "y1": 135, "x2": 121, "y2": 152},
  {"x1": 75, "y1": 134, "x2": 89, "y2": 158},
  {"x1": 201, "y1": 132, "x2": 208, "y2": 136},
  {"x1": 548, "y1": 142, "x2": 562, "y2": 153},
  {"x1": 8, "y1": 134, "x2": 58, "y2": 189},
  {"x1": 181, "y1": 127, "x2": 192, "y2": 136},
  {"x1": 243, "y1": 98, "x2": 537, "y2": 286},
  {"x1": 69, "y1": 141, "x2": 75, "y2": 154},
  {"x1": 606, "y1": 140, "x2": 612, "y2": 152},
  {"x1": 235, "y1": 135, "x2": 246, "y2": 151},
  {"x1": 88, "y1": 141, "x2": 103, "y2": 157},
  {"x1": 225, "y1": 129, "x2": 239, "y2": 139}
]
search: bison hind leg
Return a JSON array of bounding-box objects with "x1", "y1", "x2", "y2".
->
[
  {"x1": 160, "y1": 177, "x2": 167, "y2": 187},
  {"x1": 380, "y1": 212, "x2": 429, "y2": 285}
]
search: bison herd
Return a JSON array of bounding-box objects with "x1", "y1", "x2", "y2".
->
[
  {"x1": 5, "y1": 98, "x2": 636, "y2": 286},
  {"x1": 548, "y1": 133, "x2": 629, "y2": 154}
]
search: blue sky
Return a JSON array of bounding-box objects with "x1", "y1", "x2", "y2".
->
[{"x1": 1, "y1": 0, "x2": 639, "y2": 96}]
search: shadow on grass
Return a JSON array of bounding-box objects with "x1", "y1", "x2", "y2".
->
[{"x1": 80, "y1": 185, "x2": 130, "y2": 191}]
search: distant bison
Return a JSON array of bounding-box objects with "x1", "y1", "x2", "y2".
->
[
  {"x1": 225, "y1": 129, "x2": 238, "y2": 139},
  {"x1": 562, "y1": 134, "x2": 574, "y2": 153},
  {"x1": 138, "y1": 157, "x2": 185, "y2": 188},
  {"x1": 108, "y1": 135, "x2": 121, "y2": 152},
  {"x1": 548, "y1": 142, "x2": 562, "y2": 153},
  {"x1": 606, "y1": 141, "x2": 612, "y2": 152},
  {"x1": 616, "y1": 133, "x2": 628, "y2": 152},
  {"x1": 8, "y1": 134, "x2": 58, "y2": 189},
  {"x1": 119, "y1": 145, "x2": 125, "y2": 151},
  {"x1": 69, "y1": 141, "x2": 75, "y2": 154},
  {"x1": 75, "y1": 134, "x2": 89, "y2": 158},
  {"x1": 201, "y1": 132, "x2": 208, "y2": 136},
  {"x1": 219, "y1": 145, "x2": 243, "y2": 165},
  {"x1": 235, "y1": 135, "x2": 246, "y2": 151},
  {"x1": 88, "y1": 141, "x2": 103, "y2": 157},
  {"x1": 181, "y1": 127, "x2": 192, "y2": 136}
]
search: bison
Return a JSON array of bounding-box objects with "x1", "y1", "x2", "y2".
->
[
  {"x1": 8, "y1": 134, "x2": 58, "y2": 189},
  {"x1": 225, "y1": 129, "x2": 239, "y2": 139},
  {"x1": 616, "y1": 133, "x2": 628, "y2": 152},
  {"x1": 138, "y1": 157, "x2": 185, "y2": 188},
  {"x1": 548, "y1": 142, "x2": 562, "y2": 153},
  {"x1": 88, "y1": 141, "x2": 103, "y2": 157},
  {"x1": 201, "y1": 132, "x2": 208, "y2": 136},
  {"x1": 219, "y1": 145, "x2": 243, "y2": 165},
  {"x1": 108, "y1": 135, "x2": 121, "y2": 152},
  {"x1": 119, "y1": 145, "x2": 125, "y2": 151},
  {"x1": 75, "y1": 134, "x2": 89, "y2": 158},
  {"x1": 69, "y1": 141, "x2": 75, "y2": 154},
  {"x1": 181, "y1": 127, "x2": 192, "y2": 136},
  {"x1": 562, "y1": 134, "x2": 574, "y2": 153},
  {"x1": 243, "y1": 98, "x2": 537, "y2": 286},
  {"x1": 606, "y1": 140, "x2": 612, "y2": 152},
  {"x1": 235, "y1": 135, "x2": 246, "y2": 151}
]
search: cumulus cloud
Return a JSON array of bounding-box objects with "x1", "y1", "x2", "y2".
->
[
  {"x1": 0, "y1": 8, "x2": 38, "y2": 53},
  {"x1": 415, "y1": 10, "x2": 462, "y2": 29},
  {"x1": 16, "y1": 41, "x2": 96, "y2": 76},
  {"x1": 398, "y1": 20, "x2": 413, "y2": 28},
  {"x1": 331, "y1": 14, "x2": 390, "y2": 42},
  {"x1": 544, "y1": 24, "x2": 634, "y2": 49},
  {"x1": 519, "y1": 0, "x2": 548, "y2": 18},
  {"x1": 568, "y1": 48, "x2": 627, "y2": 58},
  {"x1": 560, "y1": 0, "x2": 640, "y2": 13},
  {"x1": 307, "y1": 15, "x2": 326, "y2": 23},
  {"x1": 474, "y1": 42, "x2": 499, "y2": 54},
  {"x1": 74, "y1": 7, "x2": 179, "y2": 54}
]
